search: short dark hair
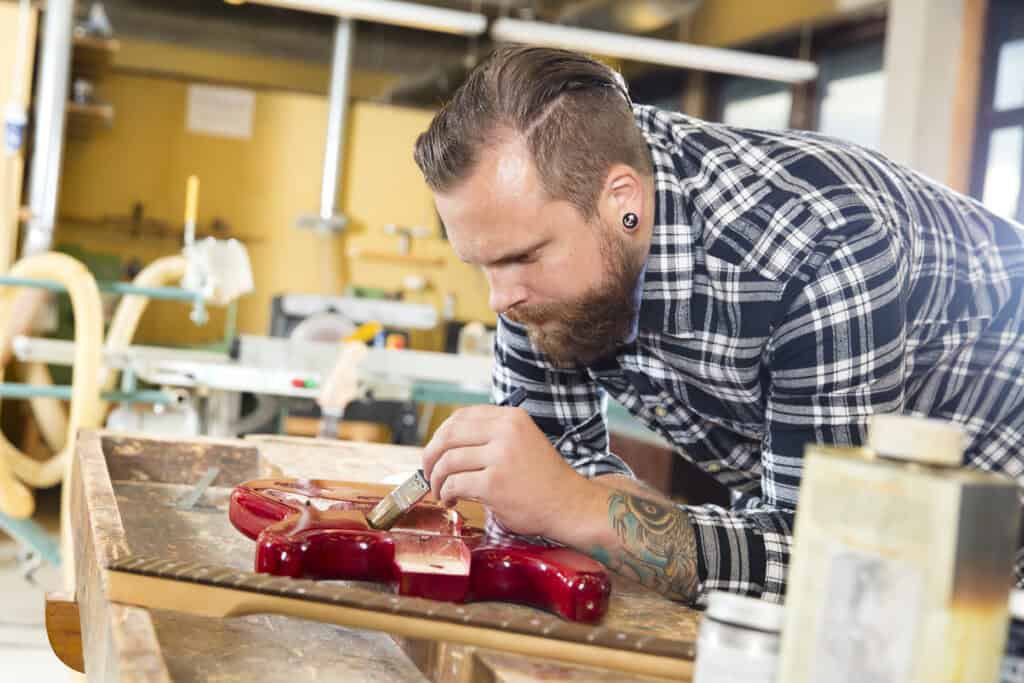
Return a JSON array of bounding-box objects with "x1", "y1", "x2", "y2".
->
[{"x1": 413, "y1": 46, "x2": 653, "y2": 220}]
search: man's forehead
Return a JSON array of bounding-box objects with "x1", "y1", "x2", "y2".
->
[
  {"x1": 435, "y1": 138, "x2": 548, "y2": 263},
  {"x1": 464, "y1": 134, "x2": 538, "y2": 199},
  {"x1": 440, "y1": 202, "x2": 545, "y2": 265}
]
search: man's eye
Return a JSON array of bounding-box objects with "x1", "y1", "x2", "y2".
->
[{"x1": 518, "y1": 251, "x2": 538, "y2": 264}]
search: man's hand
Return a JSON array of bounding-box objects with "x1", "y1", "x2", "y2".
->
[
  {"x1": 423, "y1": 408, "x2": 701, "y2": 604},
  {"x1": 422, "y1": 405, "x2": 593, "y2": 538}
]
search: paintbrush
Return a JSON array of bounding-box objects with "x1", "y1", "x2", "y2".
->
[{"x1": 366, "y1": 387, "x2": 529, "y2": 530}]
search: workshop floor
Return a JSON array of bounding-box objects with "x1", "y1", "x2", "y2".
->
[{"x1": 0, "y1": 488, "x2": 71, "y2": 681}]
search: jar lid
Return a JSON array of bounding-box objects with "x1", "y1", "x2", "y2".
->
[
  {"x1": 705, "y1": 591, "x2": 784, "y2": 633},
  {"x1": 1010, "y1": 589, "x2": 1024, "y2": 620},
  {"x1": 868, "y1": 414, "x2": 965, "y2": 467}
]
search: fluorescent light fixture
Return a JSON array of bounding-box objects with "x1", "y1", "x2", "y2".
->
[
  {"x1": 491, "y1": 18, "x2": 819, "y2": 84},
  {"x1": 242, "y1": 0, "x2": 487, "y2": 37}
]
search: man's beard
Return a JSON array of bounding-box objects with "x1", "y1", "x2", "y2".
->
[{"x1": 505, "y1": 231, "x2": 645, "y2": 367}]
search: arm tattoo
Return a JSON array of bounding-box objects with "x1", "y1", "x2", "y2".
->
[
  {"x1": 595, "y1": 474, "x2": 672, "y2": 503},
  {"x1": 589, "y1": 491, "x2": 700, "y2": 603}
]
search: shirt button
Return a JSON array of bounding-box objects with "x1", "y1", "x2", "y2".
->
[
  {"x1": 654, "y1": 406, "x2": 668, "y2": 418},
  {"x1": 706, "y1": 463, "x2": 722, "y2": 473}
]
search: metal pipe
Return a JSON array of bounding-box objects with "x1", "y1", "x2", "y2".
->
[
  {"x1": 0, "y1": 513, "x2": 61, "y2": 566},
  {"x1": 320, "y1": 18, "x2": 355, "y2": 224},
  {"x1": 0, "y1": 275, "x2": 204, "y2": 302},
  {"x1": 245, "y1": 0, "x2": 486, "y2": 36},
  {"x1": 24, "y1": 0, "x2": 75, "y2": 257},
  {"x1": 491, "y1": 18, "x2": 819, "y2": 84},
  {"x1": 0, "y1": 383, "x2": 177, "y2": 405}
]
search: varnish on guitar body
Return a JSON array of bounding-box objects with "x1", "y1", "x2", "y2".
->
[{"x1": 229, "y1": 478, "x2": 612, "y2": 623}]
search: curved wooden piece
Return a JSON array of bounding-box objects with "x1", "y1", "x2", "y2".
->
[
  {"x1": 229, "y1": 479, "x2": 611, "y2": 623},
  {"x1": 44, "y1": 592, "x2": 85, "y2": 673}
]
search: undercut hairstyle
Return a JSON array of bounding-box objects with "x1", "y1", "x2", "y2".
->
[{"x1": 414, "y1": 46, "x2": 654, "y2": 220}]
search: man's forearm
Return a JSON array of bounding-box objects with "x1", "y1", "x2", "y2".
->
[
  {"x1": 594, "y1": 473, "x2": 675, "y2": 504},
  {"x1": 551, "y1": 479, "x2": 701, "y2": 604}
]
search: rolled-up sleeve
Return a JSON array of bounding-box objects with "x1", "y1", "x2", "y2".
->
[{"x1": 687, "y1": 224, "x2": 906, "y2": 603}]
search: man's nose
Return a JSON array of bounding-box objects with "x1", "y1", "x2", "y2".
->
[{"x1": 487, "y1": 272, "x2": 527, "y2": 314}]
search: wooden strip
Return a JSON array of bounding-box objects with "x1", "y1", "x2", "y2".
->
[
  {"x1": 73, "y1": 429, "x2": 174, "y2": 683},
  {"x1": 74, "y1": 430, "x2": 131, "y2": 579},
  {"x1": 947, "y1": 0, "x2": 989, "y2": 193},
  {"x1": 110, "y1": 554, "x2": 694, "y2": 660},
  {"x1": 107, "y1": 568, "x2": 693, "y2": 681}
]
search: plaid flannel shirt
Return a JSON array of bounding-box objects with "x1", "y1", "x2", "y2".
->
[{"x1": 491, "y1": 104, "x2": 1024, "y2": 604}]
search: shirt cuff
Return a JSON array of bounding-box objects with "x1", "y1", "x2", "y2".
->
[{"x1": 687, "y1": 505, "x2": 777, "y2": 603}]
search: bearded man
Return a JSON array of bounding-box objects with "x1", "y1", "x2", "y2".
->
[{"x1": 413, "y1": 46, "x2": 1024, "y2": 604}]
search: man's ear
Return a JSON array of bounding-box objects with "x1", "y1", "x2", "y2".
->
[{"x1": 599, "y1": 164, "x2": 644, "y2": 227}]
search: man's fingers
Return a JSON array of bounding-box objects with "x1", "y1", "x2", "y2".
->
[
  {"x1": 422, "y1": 409, "x2": 503, "y2": 479},
  {"x1": 439, "y1": 469, "x2": 490, "y2": 508},
  {"x1": 429, "y1": 446, "x2": 491, "y2": 501}
]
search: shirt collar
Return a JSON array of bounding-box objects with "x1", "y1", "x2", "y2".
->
[
  {"x1": 629, "y1": 105, "x2": 698, "y2": 339},
  {"x1": 622, "y1": 261, "x2": 647, "y2": 345}
]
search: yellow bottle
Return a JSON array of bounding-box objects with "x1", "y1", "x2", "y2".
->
[{"x1": 779, "y1": 414, "x2": 1021, "y2": 683}]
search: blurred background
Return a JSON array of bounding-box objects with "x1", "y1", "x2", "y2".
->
[
  {"x1": 0, "y1": 0, "x2": 1020, "y2": 675},
  {"x1": 0, "y1": 0, "x2": 1018, "y2": 353}
]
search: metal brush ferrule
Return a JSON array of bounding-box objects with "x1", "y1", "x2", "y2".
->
[{"x1": 367, "y1": 469, "x2": 431, "y2": 530}]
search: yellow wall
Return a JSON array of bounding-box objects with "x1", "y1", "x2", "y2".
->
[
  {"x1": 689, "y1": 0, "x2": 844, "y2": 47},
  {"x1": 114, "y1": 38, "x2": 399, "y2": 98},
  {"x1": 57, "y1": 57, "x2": 494, "y2": 348},
  {"x1": 0, "y1": 2, "x2": 37, "y2": 273}
]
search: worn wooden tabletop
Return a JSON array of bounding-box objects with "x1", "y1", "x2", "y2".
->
[{"x1": 72, "y1": 430, "x2": 701, "y2": 682}]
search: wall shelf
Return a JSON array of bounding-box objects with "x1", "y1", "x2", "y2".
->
[
  {"x1": 56, "y1": 212, "x2": 262, "y2": 245},
  {"x1": 71, "y1": 34, "x2": 119, "y2": 78},
  {"x1": 66, "y1": 101, "x2": 114, "y2": 122},
  {"x1": 65, "y1": 100, "x2": 114, "y2": 140}
]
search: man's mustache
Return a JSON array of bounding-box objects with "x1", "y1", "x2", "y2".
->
[{"x1": 506, "y1": 302, "x2": 564, "y2": 326}]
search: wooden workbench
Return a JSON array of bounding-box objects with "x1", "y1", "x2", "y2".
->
[{"x1": 71, "y1": 429, "x2": 701, "y2": 682}]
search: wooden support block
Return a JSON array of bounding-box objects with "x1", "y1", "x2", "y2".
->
[
  {"x1": 283, "y1": 415, "x2": 391, "y2": 443},
  {"x1": 45, "y1": 591, "x2": 85, "y2": 673}
]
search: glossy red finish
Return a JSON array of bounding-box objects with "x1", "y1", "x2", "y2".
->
[{"x1": 229, "y1": 479, "x2": 611, "y2": 622}]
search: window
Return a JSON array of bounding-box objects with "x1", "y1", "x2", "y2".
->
[
  {"x1": 708, "y1": 17, "x2": 887, "y2": 145},
  {"x1": 719, "y1": 77, "x2": 792, "y2": 130},
  {"x1": 993, "y1": 37, "x2": 1024, "y2": 112},
  {"x1": 815, "y1": 40, "x2": 886, "y2": 150},
  {"x1": 981, "y1": 127, "x2": 1023, "y2": 219},
  {"x1": 971, "y1": 0, "x2": 1024, "y2": 222}
]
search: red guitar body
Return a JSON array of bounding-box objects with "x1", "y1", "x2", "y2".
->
[{"x1": 229, "y1": 479, "x2": 611, "y2": 623}]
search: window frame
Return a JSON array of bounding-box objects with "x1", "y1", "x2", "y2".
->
[
  {"x1": 703, "y1": 15, "x2": 887, "y2": 131},
  {"x1": 969, "y1": 0, "x2": 1024, "y2": 221}
]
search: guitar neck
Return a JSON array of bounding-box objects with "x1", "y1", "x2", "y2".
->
[{"x1": 107, "y1": 554, "x2": 694, "y2": 680}]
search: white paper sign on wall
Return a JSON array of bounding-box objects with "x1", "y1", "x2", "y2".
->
[{"x1": 186, "y1": 84, "x2": 255, "y2": 140}]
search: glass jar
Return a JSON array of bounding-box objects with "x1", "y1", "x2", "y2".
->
[
  {"x1": 1002, "y1": 589, "x2": 1024, "y2": 683},
  {"x1": 694, "y1": 591, "x2": 784, "y2": 683}
]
